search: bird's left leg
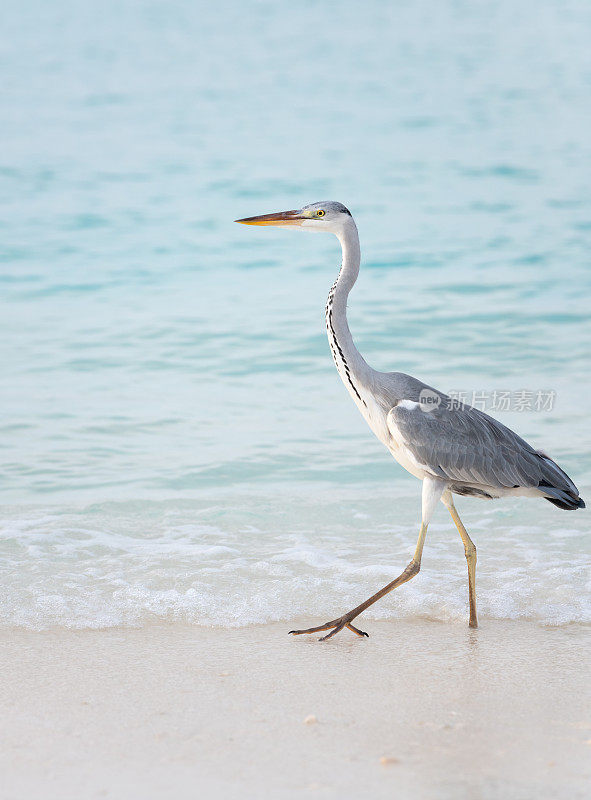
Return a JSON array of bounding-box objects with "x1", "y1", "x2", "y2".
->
[
  {"x1": 441, "y1": 490, "x2": 478, "y2": 628},
  {"x1": 289, "y1": 477, "x2": 446, "y2": 641}
]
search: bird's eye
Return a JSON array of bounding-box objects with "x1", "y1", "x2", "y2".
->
[{"x1": 316, "y1": 209, "x2": 325, "y2": 217}]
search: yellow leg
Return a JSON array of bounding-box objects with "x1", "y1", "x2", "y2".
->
[
  {"x1": 289, "y1": 522, "x2": 428, "y2": 640},
  {"x1": 442, "y1": 491, "x2": 478, "y2": 628},
  {"x1": 289, "y1": 477, "x2": 447, "y2": 641}
]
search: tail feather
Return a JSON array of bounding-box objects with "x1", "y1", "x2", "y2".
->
[
  {"x1": 538, "y1": 481, "x2": 585, "y2": 511},
  {"x1": 544, "y1": 492, "x2": 585, "y2": 511},
  {"x1": 537, "y1": 453, "x2": 585, "y2": 511}
]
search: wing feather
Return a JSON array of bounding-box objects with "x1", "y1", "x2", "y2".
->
[{"x1": 387, "y1": 398, "x2": 545, "y2": 489}]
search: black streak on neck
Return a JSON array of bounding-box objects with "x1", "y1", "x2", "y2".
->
[{"x1": 326, "y1": 280, "x2": 366, "y2": 408}]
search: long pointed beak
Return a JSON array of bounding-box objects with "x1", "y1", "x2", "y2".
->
[{"x1": 235, "y1": 209, "x2": 304, "y2": 226}]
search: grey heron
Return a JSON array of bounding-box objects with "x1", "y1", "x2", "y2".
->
[{"x1": 236, "y1": 201, "x2": 585, "y2": 640}]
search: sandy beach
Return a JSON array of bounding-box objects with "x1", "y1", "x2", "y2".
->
[{"x1": 1, "y1": 619, "x2": 589, "y2": 799}]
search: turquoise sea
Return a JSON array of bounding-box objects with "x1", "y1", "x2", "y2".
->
[{"x1": 1, "y1": 0, "x2": 590, "y2": 628}]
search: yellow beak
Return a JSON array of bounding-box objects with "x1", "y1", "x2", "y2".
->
[{"x1": 235, "y1": 209, "x2": 304, "y2": 226}]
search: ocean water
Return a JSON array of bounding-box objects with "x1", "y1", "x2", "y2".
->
[{"x1": 1, "y1": 0, "x2": 590, "y2": 629}]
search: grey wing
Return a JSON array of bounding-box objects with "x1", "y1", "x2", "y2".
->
[{"x1": 386, "y1": 394, "x2": 578, "y2": 495}]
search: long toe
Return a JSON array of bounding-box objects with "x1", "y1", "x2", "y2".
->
[
  {"x1": 346, "y1": 622, "x2": 369, "y2": 637},
  {"x1": 289, "y1": 615, "x2": 370, "y2": 641},
  {"x1": 288, "y1": 620, "x2": 339, "y2": 636},
  {"x1": 318, "y1": 622, "x2": 347, "y2": 641}
]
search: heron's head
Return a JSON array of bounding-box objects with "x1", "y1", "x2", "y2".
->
[{"x1": 235, "y1": 201, "x2": 353, "y2": 235}]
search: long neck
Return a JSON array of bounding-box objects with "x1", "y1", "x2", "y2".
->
[{"x1": 325, "y1": 221, "x2": 372, "y2": 407}]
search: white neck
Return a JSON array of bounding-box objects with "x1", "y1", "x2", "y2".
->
[{"x1": 325, "y1": 219, "x2": 372, "y2": 407}]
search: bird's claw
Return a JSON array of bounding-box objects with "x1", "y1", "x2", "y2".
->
[{"x1": 288, "y1": 617, "x2": 369, "y2": 641}]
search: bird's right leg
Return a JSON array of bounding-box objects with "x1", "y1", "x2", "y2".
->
[
  {"x1": 442, "y1": 490, "x2": 478, "y2": 628},
  {"x1": 288, "y1": 553, "x2": 423, "y2": 640},
  {"x1": 289, "y1": 477, "x2": 446, "y2": 641}
]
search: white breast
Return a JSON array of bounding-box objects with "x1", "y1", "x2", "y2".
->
[{"x1": 385, "y1": 405, "x2": 434, "y2": 481}]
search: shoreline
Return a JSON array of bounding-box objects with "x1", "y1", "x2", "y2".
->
[{"x1": 1, "y1": 619, "x2": 590, "y2": 799}]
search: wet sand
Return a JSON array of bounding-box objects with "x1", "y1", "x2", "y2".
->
[{"x1": 1, "y1": 619, "x2": 589, "y2": 799}]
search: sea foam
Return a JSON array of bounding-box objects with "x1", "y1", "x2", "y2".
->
[{"x1": 1, "y1": 495, "x2": 588, "y2": 630}]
